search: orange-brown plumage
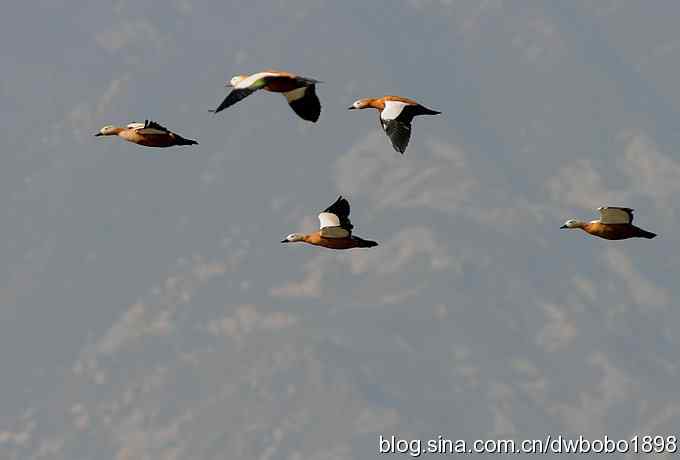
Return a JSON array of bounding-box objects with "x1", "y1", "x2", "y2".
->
[
  {"x1": 561, "y1": 207, "x2": 657, "y2": 240},
  {"x1": 259, "y1": 70, "x2": 304, "y2": 93},
  {"x1": 281, "y1": 196, "x2": 378, "y2": 250},
  {"x1": 382, "y1": 95, "x2": 420, "y2": 105},
  {"x1": 579, "y1": 222, "x2": 656, "y2": 240},
  {"x1": 348, "y1": 95, "x2": 440, "y2": 153},
  {"x1": 94, "y1": 121, "x2": 197, "y2": 148},
  {"x1": 212, "y1": 70, "x2": 322, "y2": 121},
  {"x1": 302, "y1": 232, "x2": 377, "y2": 249}
]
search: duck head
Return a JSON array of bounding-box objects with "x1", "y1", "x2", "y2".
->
[
  {"x1": 228, "y1": 75, "x2": 248, "y2": 87},
  {"x1": 281, "y1": 233, "x2": 305, "y2": 243},
  {"x1": 94, "y1": 125, "x2": 121, "y2": 137},
  {"x1": 348, "y1": 98, "x2": 373, "y2": 110},
  {"x1": 560, "y1": 219, "x2": 582, "y2": 229}
]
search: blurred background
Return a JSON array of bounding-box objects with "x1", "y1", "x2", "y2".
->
[{"x1": 1, "y1": 1, "x2": 680, "y2": 458}]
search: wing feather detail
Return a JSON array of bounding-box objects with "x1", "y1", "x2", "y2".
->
[{"x1": 598, "y1": 207, "x2": 634, "y2": 224}]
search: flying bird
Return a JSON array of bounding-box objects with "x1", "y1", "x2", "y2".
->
[
  {"x1": 94, "y1": 120, "x2": 197, "y2": 147},
  {"x1": 560, "y1": 207, "x2": 657, "y2": 240},
  {"x1": 211, "y1": 70, "x2": 322, "y2": 122},
  {"x1": 348, "y1": 96, "x2": 440, "y2": 154},
  {"x1": 281, "y1": 196, "x2": 378, "y2": 249}
]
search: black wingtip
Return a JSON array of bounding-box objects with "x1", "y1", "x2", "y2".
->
[
  {"x1": 296, "y1": 112, "x2": 320, "y2": 122},
  {"x1": 288, "y1": 87, "x2": 321, "y2": 122}
]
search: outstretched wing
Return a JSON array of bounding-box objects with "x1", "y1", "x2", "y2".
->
[
  {"x1": 318, "y1": 196, "x2": 353, "y2": 238},
  {"x1": 136, "y1": 120, "x2": 172, "y2": 135},
  {"x1": 211, "y1": 74, "x2": 272, "y2": 114},
  {"x1": 598, "y1": 207, "x2": 634, "y2": 224},
  {"x1": 284, "y1": 85, "x2": 321, "y2": 122},
  {"x1": 381, "y1": 118, "x2": 412, "y2": 154},
  {"x1": 211, "y1": 88, "x2": 258, "y2": 114},
  {"x1": 378, "y1": 101, "x2": 414, "y2": 153}
]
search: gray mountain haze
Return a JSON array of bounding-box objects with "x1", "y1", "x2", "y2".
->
[{"x1": 2, "y1": 1, "x2": 680, "y2": 459}]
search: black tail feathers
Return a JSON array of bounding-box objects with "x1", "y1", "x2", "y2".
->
[
  {"x1": 176, "y1": 136, "x2": 198, "y2": 146},
  {"x1": 356, "y1": 238, "x2": 378, "y2": 248},
  {"x1": 640, "y1": 230, "x2": 657, "y2": 239},
  {"x1": 416, "y1": 105, "x2": 441, "y2": 116}
]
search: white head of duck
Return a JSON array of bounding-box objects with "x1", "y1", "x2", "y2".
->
[
  {"x1": 94, "y1": 125, "x2": 122, "y2": 136},
  {"x1": 560, "y1": 219, "x2": 583, "y2": 229},
  {"x1": 228, "y1": 75, "x2": 248, "y2": 87},
  {"x1": 348, "y1": 98, "x2": 375, "y2": 110},
  {"x1": 281, "y1": 233, "x2": 305, "y2": 243}
]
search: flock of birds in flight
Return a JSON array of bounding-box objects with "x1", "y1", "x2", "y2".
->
[{"x1": 95, "y1": 69, "x2": 657, "y2": 249}]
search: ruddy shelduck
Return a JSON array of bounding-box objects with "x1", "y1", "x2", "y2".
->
[
  {"x1": 348, "y1": 96, "x2": 440, "y2": 154},
  {"x1": 561, "y1": 207, "x2": 657, "y2": 240},
  {"x1": 211, "y1": 70, "x2": 322, "y2": 122},
  {"x1": 281, "y1": 196, "x2": 378, "y2": 250},
  {"x1": 94, "y1": 120, "x2": 198, "y2": 147}
]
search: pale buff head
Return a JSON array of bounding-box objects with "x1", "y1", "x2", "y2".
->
[
  {"x1": 281, "y1": 233, "x2": 305, "y2": 243},
  {"x1": 348, "y1": 98, "x2": 373, "y2": 110},
  {"x1": 228, "y1": 75, "x2": 248, "y2": 87},
  {"x1": 94, "y1": 125, "x2": 121, "y2": 136},
  {"x1": 560, "y1": 219, "x2": 583, "y2": 229}
]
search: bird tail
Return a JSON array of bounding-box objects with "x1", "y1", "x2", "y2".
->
[
  {"x1": 638, "y1": 229, "x2": 657, "y2": 239},
  {"x1": 416, "y1": 105, "x2": 441, "y2": 116},
  {"x1": 292, "y1": 76, "x2": 322, "y2": 86},
  {"x1": 355, "y1": 238, "x2": 378, "y2": 248},
  {"x1": 175, "y1": 136, "x2": 198, "y2": 146}
]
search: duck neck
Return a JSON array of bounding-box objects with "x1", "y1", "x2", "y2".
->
[{"x1": 368, "y1": 98, "x2": 385, "y2": 110}]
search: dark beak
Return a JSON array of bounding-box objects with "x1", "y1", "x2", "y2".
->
[
  {"x1": 347, "y1": 106, "x2": 356, "y2": 110},
  {"x1": 560, "y1": 225, "x2": 567, "y2": 229},
  {"x1": 280, "y1": 239, "x2": 289, "y2": 243},
  {"x1": 94, "y1": 133, "x2": 103, "y2": 136}
]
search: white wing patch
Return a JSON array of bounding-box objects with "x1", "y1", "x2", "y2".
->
[
  {"x1": 597, "y1": 207, "x2": 633, "y2": 224},
  {"x1": 380, "y1": 101, "x2": 409, "y2": 121},
  {"x1": 318, "y1": 212, "x2": 349, "y2": 238},
  {"x1": 235, "y1": 72, "x2": 279, "y2": 89},
  {"x1": 284, "y1": 87, "x2": 306, "y2": 102},
  {"x1": 318, "y1": 212, "x2": 340, "y2": 229},
  {"x1": 126, "y1": 122, "x2": 145, "y2": 130}
]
